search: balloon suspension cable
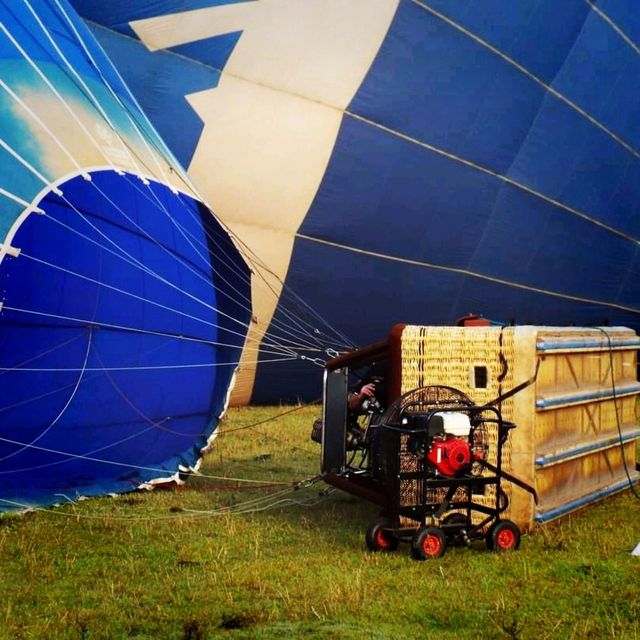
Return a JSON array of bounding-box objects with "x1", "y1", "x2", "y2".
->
[
  {"x1": 0, "y1": 386, "x2": 319, "y2": 477},
  {"x1": 36, "y1": 204, "x2": 295, "y2": 358},
  {"x1": 0, "y1": 326, "x2": 93, "y2": 464},
  {"x1": 214, "y1": 400, "x2": 320, "y2": 456},
  {"x1": 45, "y1": 0, "x2": 352, "y2": 356},
  {"x1": 0, "y1": 431, "x2": 300, "y2": 485},
  {"x1": 119, "y1": 173, "x2": 328, "y2": 353},
  {"x1": 0, "y1": 474, "x2": 329, "y2": 522}
]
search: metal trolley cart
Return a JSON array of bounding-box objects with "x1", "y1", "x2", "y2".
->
[
  {"x1": 364, "y1": 385, "x2": 536, "y2": 559},
  {"x1": 317, "y1": 329, "x2": 538, "y2": 560}
]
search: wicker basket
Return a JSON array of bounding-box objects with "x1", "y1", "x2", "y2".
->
[{"x1": 397, "y1": 325, "x2": 640, "y2": 530}]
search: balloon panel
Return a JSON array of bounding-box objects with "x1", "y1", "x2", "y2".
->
[{"x1": 0, "y1": 170, "x2": 251, "y2": 508}]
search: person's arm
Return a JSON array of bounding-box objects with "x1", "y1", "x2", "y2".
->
[{"x1": 348, "y1": 382, "x2": 376, "y2": 411}]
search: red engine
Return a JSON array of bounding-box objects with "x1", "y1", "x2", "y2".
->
[{"x1": 426, "y1": 435, "x2": 486, "y2": 477}]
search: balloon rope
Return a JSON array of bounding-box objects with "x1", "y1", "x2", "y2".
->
[
  {"x1": 41, "y1": 201, "x2": 261, "y2": 346},
  {"x1": 0, "y1": 337, "x2": 178, "y2": 414},
  {"x1": 86, "y1": 183, "x2": 263, "y2": 336},
  {"x1": 3, "y1": 372, "x2": 214, "y2": 478},
  {"x1": 47, "y1": 0, "x2": 353, "y2": 354},
  {"x1": 44, "y1": 0, "x2": 639, "y2": 353},
  {"x1": 0, "y1": 333, "x2": 83, "y2": 378},
  {"x1": 0, "y1": 337, "x2": 296, "y2": 424},
  {"x1": 214, "y1": 402, "x2": 320, "y2": 456},
  {"x1": 122, "y1": 175, "x2": 349, "y2": 348},
  {"x1": 89, "y1": 346, "x2": 223, "y2": 438},
  {"x1": 38, "y1": 214, "x2": 311, "y2": 356},
  {"x1": 0, "y1": 386, "x2": 318, "y2": 476},
  {"x1": 0, "y1": 186, "x2": 33, "y2": 209},
  {"x1": 0, "y1": 357, "x2": 297, "y2": 373},
  {"x1": 0, "y1": 432, "x2": 292, "y2": 484},
  {"x1": 18, "y1": 251, "x2": 291, "y2": 352},
  {"x1": 202, "y1": 211, "x2": 357, "y2": 350},
  {"x1": 0, "y1": 477, "x2": 327, "y2": 521},
  {"x1": 82, "y1": 180, "x2": 311, "y2": 355},
  {"x1": 5, "y1": 0, "x2": 351, "y2": 358},
  {"x1": 119, "y1": 175, "x2": 325, "y2": 351},
  {"x1": 52, "y1": 0, "x2": 353, "y2": 353},
  {"x1": 100, "y1": 171, "x2": 341, "y2": 357},
  {"x1": 54, "y1": 188, "x2": 301, "y2": 357},
  {"x1": 121, "y1": 174, "x2": 343, "y2": 351},
  {"x1": 0, "y1": 305, "x2": 301, "y2": 360},
  {"x1": 38, "y1": 221, "x2": 294, "y2": 355},
  {"x1": 183, "y1": 483, "x2": 330, "y2": 517},
  {"x1": 0, "y1": 138, "x2": 52, "y2": 187}
]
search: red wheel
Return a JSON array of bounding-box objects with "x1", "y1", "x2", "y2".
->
[
  {"x1": 365, "y1": 519, "x2": 399, "y2": 552},
  {"x1": 411, "y1": 526, "x2": 447, "y2": 560},
  {"x1": 486, "y1": 520, "x2": 521, "y2": 552}
]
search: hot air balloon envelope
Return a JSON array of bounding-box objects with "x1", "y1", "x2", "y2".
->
[{"x1": 70, "y1": 0, "x2": 640, "y2": 403}]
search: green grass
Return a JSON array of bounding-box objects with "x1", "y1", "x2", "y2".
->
[{"x1": 1, "y1": 405, "x2": 639, "y2": 639}]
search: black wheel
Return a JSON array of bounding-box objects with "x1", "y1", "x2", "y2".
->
[
  {"x1": 411, "y1": 526, "x2": 447, "y2": 560},
  {"x1": 442, "y1": 512, "x2": 469, "y2": 528},
  {"x1": 496, "y1": 487, "x2": 510, "y2": 513},
  {"x1": 486, "y1": 520, "x2": 521, "y2": 552},
  {"x1": 365, "y1": 518, "x2": 399, "y2": 552},
  {"x1": 442, "y1": 512, "x2": 470, "y2": 546}
]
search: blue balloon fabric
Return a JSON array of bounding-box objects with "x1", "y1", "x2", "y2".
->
[
  {"x1": 0, "y1": 0, "x2": 251, "y2": 510},
  {"x1": 65, "y1": 1, "x2": 640, "y2": 405}
]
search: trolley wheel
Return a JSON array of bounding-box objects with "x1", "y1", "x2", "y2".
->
[
  {"x1": 486, "y1": 520, "x2": 521, "y2": 552},
  {"x1": 442, "y1": 512, "x2": 469, "y2": 528},
  {"x1": 365, "y1": 519, "x2": 399, "y2": 552},
  {"x1": 442, "y1": 512, "x2": 470, "y2": 546},
  {"x1": 411, "y1": 526, "x2": 447, "y2": 560}
]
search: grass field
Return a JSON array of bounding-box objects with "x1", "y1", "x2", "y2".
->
[{"x1": 1, "y1": 405, "x2": 639, "y2": 640}]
